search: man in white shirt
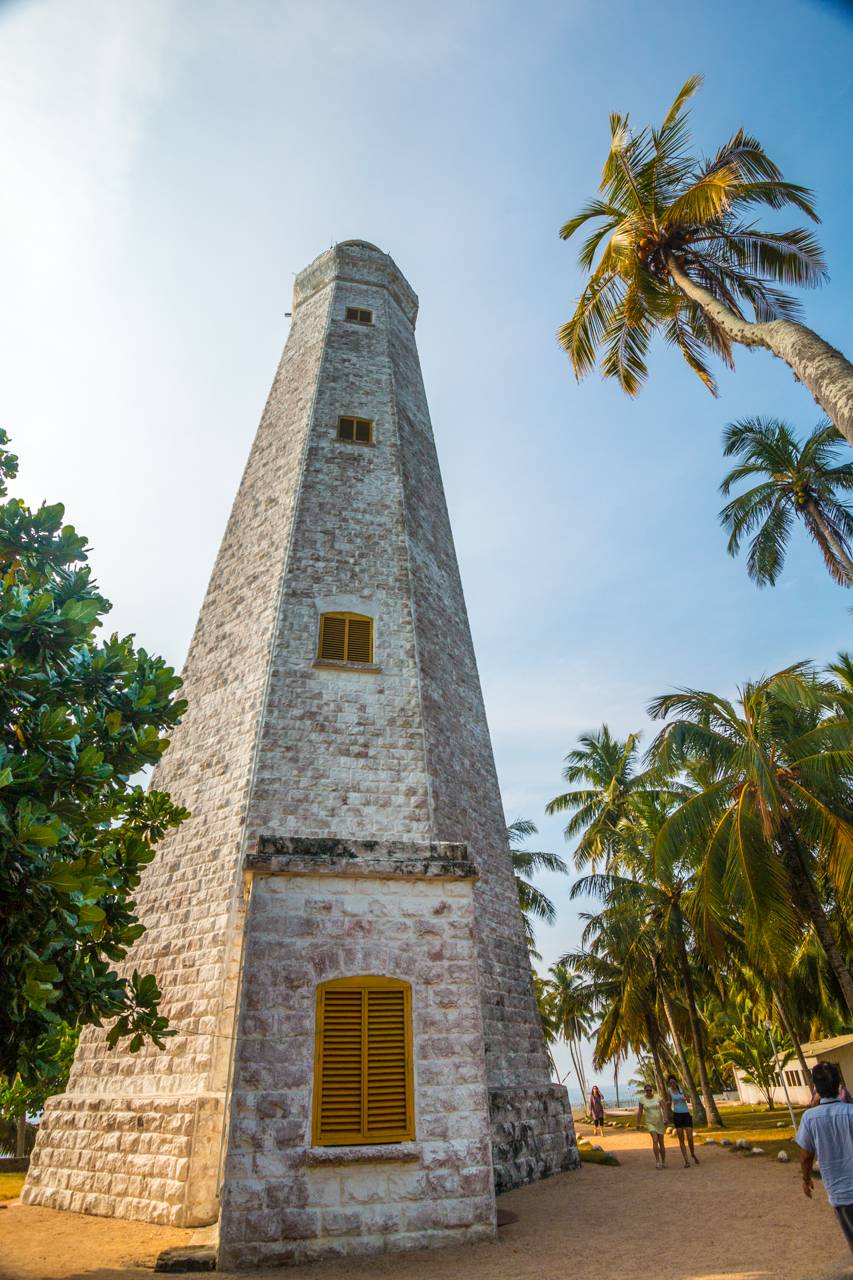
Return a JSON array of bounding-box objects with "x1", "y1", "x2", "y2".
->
[{"x1": 796, "y1": 1062, "x2": 853, "y2": 1255}]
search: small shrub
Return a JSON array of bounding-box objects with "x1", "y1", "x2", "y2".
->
[{"x1": 579, "y1": 1147, "x2": 621, "y2": 1167}]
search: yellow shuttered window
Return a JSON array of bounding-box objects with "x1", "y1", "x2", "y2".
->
[
  {"x1": 318, "y1": 612, "x2": 373, "y2": 664},
  {"x1": 313, "y1": 976, "x2": 414, "y2": 1146}
]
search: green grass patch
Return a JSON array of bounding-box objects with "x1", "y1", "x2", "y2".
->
[
  {"x1": 694, "y1": 1103, "x2": 807, "y2": 1167},
  {"x1": 579, "y1": 1146, "x2": 620, "y2": 1166},
  {"x1": 0, "y1": 1172, "x2": 25, "y2": 1201}
]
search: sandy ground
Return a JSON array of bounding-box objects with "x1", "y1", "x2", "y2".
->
[{"x1": 1, "y1": 1125, "x2": 850, "y2": 1280}]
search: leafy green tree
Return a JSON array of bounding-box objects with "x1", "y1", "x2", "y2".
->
[
  {"x1": 0, "y1": 431, "x2": 189, "y2": 1083},
  {"x1": 507, "y1": 819, "x2": 568, "y2": 954},
  {"x1": 558, "y1": 76, "x2": 853, "y2": 448},
  {"x1": 649, "y1": 662, "x2": 853, "y2": 1012},
  {"x1": 719, "y1": 418, "x2": 853, "y2": 586},
  {"x1": 711, "y1": 995, "x2": 792, "y2": 1110},
  {"x1": 0, "y1": 1022, "x2": 78, "y2": 1154},
  {"x1": 628, "y1": 1057, "x2": 660, "y2": 1093}
]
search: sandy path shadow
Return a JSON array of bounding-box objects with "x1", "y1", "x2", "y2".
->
[{"x1": 0, "y1": 1126, "x2": 850, "y2": 1280}]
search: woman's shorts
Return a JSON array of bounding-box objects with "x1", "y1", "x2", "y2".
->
[{"x1": 673, "y1": 1112, "x2": 693, "y2": 1128}]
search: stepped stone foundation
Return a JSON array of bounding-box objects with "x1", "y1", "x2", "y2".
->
[{"x1": 24, "y1": 240, "x2": 578, "y2": 1265}]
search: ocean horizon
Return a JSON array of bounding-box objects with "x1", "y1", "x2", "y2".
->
[{"x1": 563, "y1": 1086, "x2": 634, "y2": 1110}]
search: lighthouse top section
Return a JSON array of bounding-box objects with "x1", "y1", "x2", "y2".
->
[{"x1": 292, "y1": 240, "x2": 419, "y2": 327}]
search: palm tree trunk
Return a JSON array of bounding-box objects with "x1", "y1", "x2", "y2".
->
[
  {"x1": 772, "y1": 986, "x2": 812, "y2": 1085},
  {"x1": 804, "y1": 500, "x2": 853, "y2": 584},
  {"x1": 644, "y1": 1011, "x2": 668, "y2": 1099},
  {"x1": 666, "y1": 256, "x2": 853, "y2": 450},
  {"x1": 569, "y1": 1039, "x2": 588, "y2": 1104},
  {"x1": 15, "y1": 1115, "x2": 27, "y2": 1158},
  {"x1": 778, "y1": 830, "x2": 853, "y2": 1013},
  {"x1": 675, "y1": 931, "x2": 724, "y2": 1127},
  {"x1": 660, "y1": 986, "x2": 707, "y2": 1125}
]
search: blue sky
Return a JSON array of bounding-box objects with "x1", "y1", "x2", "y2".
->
[{"x1": 1, "y1": 0, "x2": 851, "y2": 1092}]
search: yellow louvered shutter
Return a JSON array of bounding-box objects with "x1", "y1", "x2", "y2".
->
[
  {"x1": 317, "y1": 613, "x2": 373, "y2": 665},
  {"x1": 345, "y1": 617, "x2": 372, "y2": 664},
  {"x1": 365, "y1": 987, "x2": 408, "y2": 1137},
  {"x1": 319, "y1": 614, "x2": 346, "y2": 661},
  {"x1": 313, "y1": 977, "x2": 414, "y2": 1145},
  {"x1": 316, "y1": 988, "x2": 363, "y2": 1140}
]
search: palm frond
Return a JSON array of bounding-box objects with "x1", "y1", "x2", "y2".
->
[
  {"x1": 745, "y1": 498, "x2": 794, "y2": 586},
  {"x1": 559, "y1": 199, "x2": 624, "y2": 243},
  {"x1": 660, "y1": 75, "x2": 703, "y2": 132},
  {"x1": 716, "y1": 225, "x2": 828, "y2": 289},
  {"x1": 557, "y1": 272, "x2": 622, "y2": 380}
]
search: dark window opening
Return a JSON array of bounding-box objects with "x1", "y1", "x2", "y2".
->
[{"x1": 337, "y1": 416, "x2": 373, "y2": 445}]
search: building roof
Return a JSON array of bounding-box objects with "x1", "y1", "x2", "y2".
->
[{"x1": 800, "y1": 1033, "x2": 853, "y2": 1057}]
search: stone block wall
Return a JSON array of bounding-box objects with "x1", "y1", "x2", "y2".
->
[
  {"x1": 23, "y1": 1094, "x2": 223, "y2": 1225},
  {"x1": 217, "y1": 844, "x2": 496, "y2": 1269},
  {"x1": 489, "y1": 1087, "x2": 580, "y2": 1194},
  {"x1": 23, "y1": 246, "x2": 338, "y2": 1229}
]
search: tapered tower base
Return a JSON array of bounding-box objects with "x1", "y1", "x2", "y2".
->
[{"x1": 24, "y1": 241, "x2": 577, "y2": 1264}]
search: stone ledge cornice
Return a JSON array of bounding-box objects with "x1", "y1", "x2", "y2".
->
[
  {"x1": 299, "y1": 1142, "x2": 422, "y2": 1166},
  {"x1": 246, "y1": 836, "x2": 476, "y2": 880}
]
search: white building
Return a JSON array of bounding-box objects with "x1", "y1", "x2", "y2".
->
[{"x1": 732, "y1": 1032, "x2": 853, "y2": 1108}]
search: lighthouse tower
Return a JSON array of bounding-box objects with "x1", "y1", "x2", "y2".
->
[{"x1": 24, "y1": 242, "x2": 577, "y2": 1267}]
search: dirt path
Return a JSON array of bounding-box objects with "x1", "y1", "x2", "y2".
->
[{"x1": 1, "y1": 1125, "x2": 850, "y2": 1280}]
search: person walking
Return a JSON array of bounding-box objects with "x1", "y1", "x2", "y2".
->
[
  {"x1": 589, "y1": 1085, "x2": 605, "y2": 1137},
  {"x1": 666, "y1": 1074, "x2": 699, "y2": 1168},
  {"x1": 636, "y1": 1082, "x2": 667, "y2": 1169},
  {"x1": 796, "y1": 1062, "x2": 853, "y2": 1256}
]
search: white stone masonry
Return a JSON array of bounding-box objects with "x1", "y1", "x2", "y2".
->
[{"x1": 24, "y1": 242, "x2": 577, "y2": 1263}]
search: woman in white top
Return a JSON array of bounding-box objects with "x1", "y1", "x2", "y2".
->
[{"x1": 636, "y1": 1082, "x2": 667, "y2": 1169}]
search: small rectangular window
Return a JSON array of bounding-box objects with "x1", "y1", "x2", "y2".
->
[
  {"x1": 345, "y1": 307, "x2": 373, "y2": 325},
  {"x1": 318, "y1": 613, "x2": 373, "y2": 664},
  {"x1": 313, "y1": 977, "x2": 414, "y2": 1145},
  {"x1": 337, "y1": 416, "x2": 373, "y2": 445}
]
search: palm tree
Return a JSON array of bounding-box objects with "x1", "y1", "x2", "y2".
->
[
  {"x1": 507, "y1": 819, "x2": 568, "y2": 954},
  {"x1": 549, "y1": 731, "x2": 721, "y2": 1121},
  {"x1": 573, "y1": 847, "x2": 719, "y2": 1126},
  {"x1": 567, "y1": 904, "x2": 674, "y2": 1097},
  {"x1": 545, "y1": 961, "x2": 593, "y2": 1102},
  {"x1": 545, "y1": 727, "x2": 659, "y2": 870},
  {"x1": 558, "y1": 76, "x2": 853, "y2": 447},
  {"x1": 532, "y1": 971, "x2": 560, "y2": 1076},
  {"x1": 710, "y1": 993, "x2": 793, "y2": 1110},
  {"x1": 649, "y1": 662, "x2": 853, "y2": 1012},
  {"x1": 719, "y1": 418, "x2": 853, "y2": 586}
]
